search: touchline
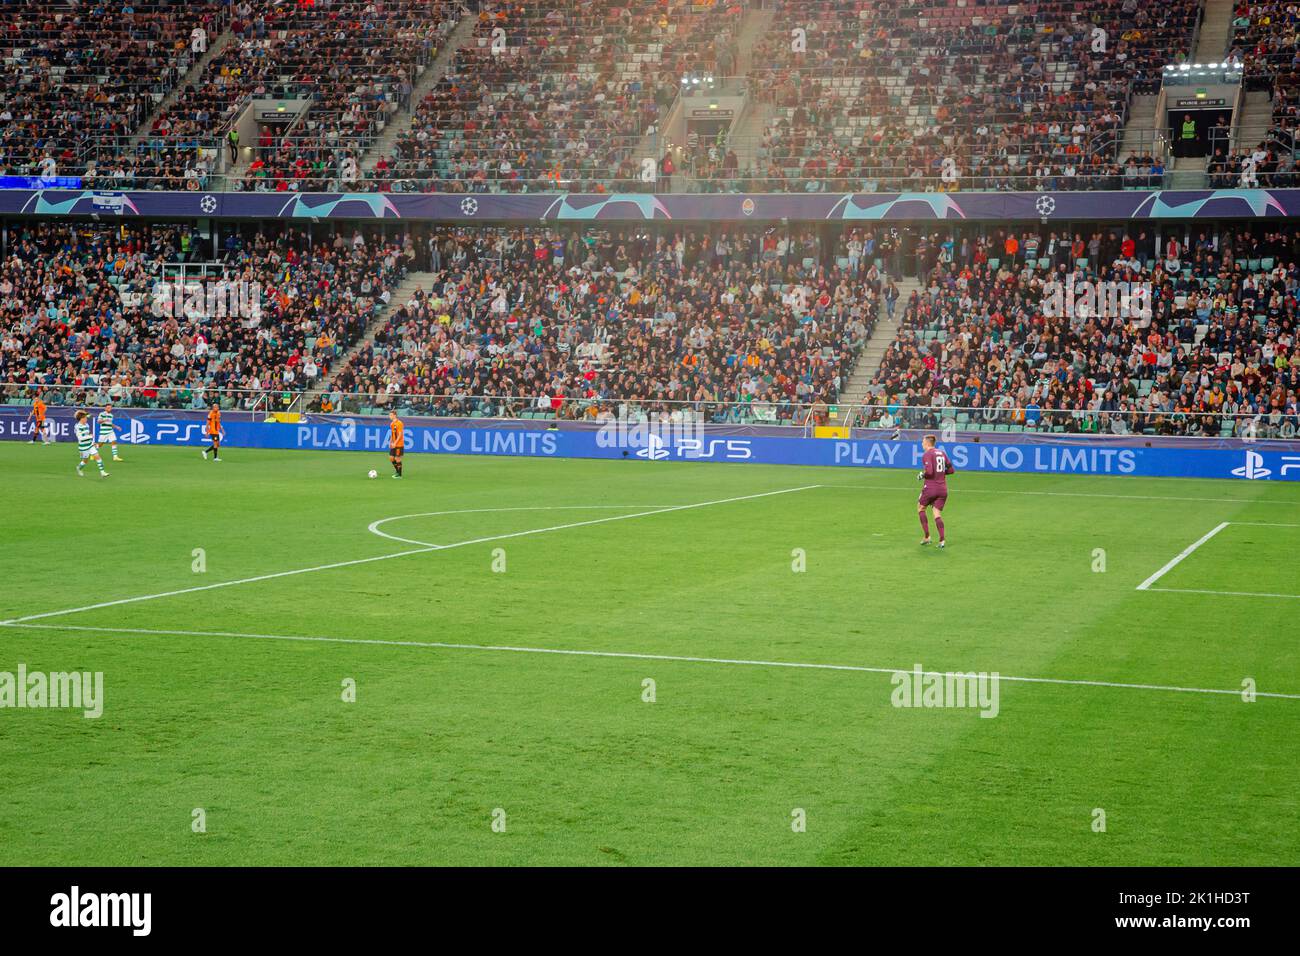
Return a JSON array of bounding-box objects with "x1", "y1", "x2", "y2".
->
[{"x1": 50, "y1": 887, "x2": 151, "y2": 937}]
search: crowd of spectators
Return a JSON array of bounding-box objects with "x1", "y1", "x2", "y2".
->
[
  {"x1": 1231, "y1": 1, "x2": 1300, "y2": 120},
  {"x1": 365, "y1": 0, "x2": 738, "y2": 194},
  {"x1": 868, "y1": 225, "x2": 1299, "y2": 436},
  {"x1": 326, "y1": 225, "x2": 878, "y2": 420},
  {"x1": 87, "y1": 0, "x2": 458, "y2": 192},
  {"x1": 0, "y1": 221, "x2": 414, "y2": 408},
  {"x1": 727, "y1": 0, "x2": 1201, "y2": 193},
  {"x1": 0, "y1": 0, "x2": 224, "y2": 184},
  {"x1": 12, "y1": 1, "x2": 1300, "y2": 196},
  {"x1": 1208, "y1": 138, "x2": 1299, "y2": 187},
  {"x1": 3, "y1": 219, "x2": 1297, "y2": 438},
  {"x1": 1216, "y1": 3, "x2": 1300, "y2": 190}
]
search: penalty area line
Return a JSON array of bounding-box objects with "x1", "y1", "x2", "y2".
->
[
  {"x1": 2, "y1": 621, "x2": 1297, "y2": 701},
  {"x1": 1143, "y1": 587, "x2": 1300, "y2": 600},
  {"x1": 1135, "y1": 522, "x2": 1229, "y2": 591},
  {"x1": 0, "y1": 485, "x2": 820, "y2": 625}
]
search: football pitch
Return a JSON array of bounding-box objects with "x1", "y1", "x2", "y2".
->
[{"x1": 1, "y1": 442, "x2": 1297, "y2": 866}]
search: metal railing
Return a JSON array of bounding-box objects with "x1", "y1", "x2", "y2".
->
[{"x1": 3, "y1": 384, "x2": 1295, "y2": 440}]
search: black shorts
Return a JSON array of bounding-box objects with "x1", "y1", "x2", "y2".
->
[{"x1": 389, "y1": 445, "x2": 404, "y2": 459}]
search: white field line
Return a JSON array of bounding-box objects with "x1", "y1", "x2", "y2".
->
[
  {"x1": 1226, "y1": 522, "x2": 1300, "y2": 527},
  {"x1": 3, "y1": 621, "x2": 1297, "y2": 701},
  {"x1": 817, "y1": 482, "x2": 1300, "y2": 506},
  {"x1": 0, "y1": 486, "x2": 819, "y2": 625},
  {"x1": 1144, "y1": 587, "x2": 1300, "y2": 600},
  {"x1": 1136, "y1": 523, "x2": 1230, "y2": 591},
  {"x1": 367, "y1": 505, "x2": 682, "y2": 548}
]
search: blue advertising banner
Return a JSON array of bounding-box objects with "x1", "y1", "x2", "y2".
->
[{"x1": 4, "y1": 407, "x2": 1298, "y2": 482}]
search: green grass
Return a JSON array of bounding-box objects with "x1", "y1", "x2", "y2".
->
[{"x1": 1, "y1": 441, "x2": 1297, "y2": 866}]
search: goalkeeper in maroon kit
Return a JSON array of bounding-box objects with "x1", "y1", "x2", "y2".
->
[{"x1": 917, "y1": 434, "x2": 953, "y2": 548}]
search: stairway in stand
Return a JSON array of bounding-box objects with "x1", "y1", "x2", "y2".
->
[
  {"x1": 318, "y1": 270, "x2": 440, "y2": 394},
  {"x1": 833, "y1": 276, "x2": 922, "y2": 424}
]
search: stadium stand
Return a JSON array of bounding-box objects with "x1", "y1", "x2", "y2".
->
[
  {"x1": 0, "y1": 221, "x2": 415, "y2": 407},
  {"x1": 1218, "y1": 1, "x2": 1300, "y2": 188},
  {"x1": 365, "y1": 0, "x2": 739, "y2": 193},
  {"x1": 325, "y1": 225, "x2": 876, "y2": 420},
  {"x1": 0, "y1": 0, "x2": 226, "y2": 184},
  {"x1": 727, "y1": 0, "x2": 1202, "y2": 193},
  {"x1": 867, "y1": 224, "x2": 1299, "y2": 436},
  {"x1": 88, "y1": 0, "x2": 460, "y2": 191},
  {"x1": 12, "y1": 1, "x2": 1292, "y2": 194},
  {"x1": 3, "y1": 216, "x2": 1294, "y2": 436}
]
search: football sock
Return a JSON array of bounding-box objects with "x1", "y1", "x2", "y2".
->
[
  {"x1": 935, "y1": 517, "x2": 945, "y2": 542},
  {"x1": 919, "y1": 512, "x2": 930, "y2": 537}
]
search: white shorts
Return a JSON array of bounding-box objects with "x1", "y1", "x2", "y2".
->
[
  {"x1": 97, "y1": 434, "x2": 114, "y2": 443},
  {"x1": 79, "y1": 447, "x2": 96, "y2": 460}
]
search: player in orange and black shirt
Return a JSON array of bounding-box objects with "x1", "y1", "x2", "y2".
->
[
  {"x1": 27, "y1": 396, "x2": 49, "y2": 444},
  {"x1": 202, "y1": 402, "x2": 222, "y2": 460},
  {"x1": 388, "y1": 410, "x2": 404, "y2": 478}
]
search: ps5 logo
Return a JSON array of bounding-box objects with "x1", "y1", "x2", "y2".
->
[
  {"x1": 633, "y1": 435, "x2": 753, "y2": 461},
  {"x1": 1231, "y1": 451, "x2": 1271, "y2": 480},
  {"x1": 121, "y1": 421, "x2": 224, "y2": 445},
  {"x1": 678, "y1": 438, "x2": 753, "y2": 461},
  {"x1": 155, "y1": 422, "x2": 222, "y2": 444}
]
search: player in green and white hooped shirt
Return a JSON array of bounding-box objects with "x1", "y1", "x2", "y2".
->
[
  {"x1": 96, "y1": 403, "x2": 123, "y2": 461},
  {"x1": 74, "y1": 411, "x2": 108, "y2": 478}
]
